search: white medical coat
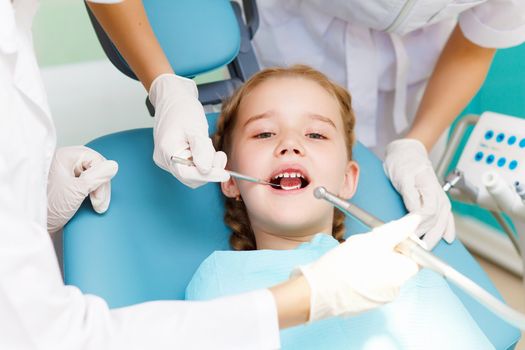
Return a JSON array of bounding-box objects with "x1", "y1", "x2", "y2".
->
[
  {"x1": 0, "y1": 1, "x2": 280, "y2": 349},
  {"x1": 253, "y1": 0, "x2": 525, "y2": 158}
]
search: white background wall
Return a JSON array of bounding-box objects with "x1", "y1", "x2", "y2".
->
[{"x1": 42, "y1": 61, "x2": 153, "y2": 147}]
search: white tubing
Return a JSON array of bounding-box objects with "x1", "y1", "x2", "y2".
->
[
  {"x1": 406, "y1": 240, "x2": 525, "y2": 330},
  {"x1": 482, "y1": 171, "x2": 516, "y2": 212},
  {"x1": 314, "y1": 186, "x2": 525, "y2": 330},
  {"x1": 483, "y1": 171, "x2": 525, "y2": 220}
]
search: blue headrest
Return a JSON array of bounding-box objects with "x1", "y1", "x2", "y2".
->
[
  {"x1": 145, "y1": 0, "x2": 240, "y2": 76},
  {"x1": 101, "y1": 0, "x2": 241, "y2": 78}
]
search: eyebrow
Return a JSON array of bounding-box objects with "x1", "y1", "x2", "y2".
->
[
  {"x1": 308, "y1": 114, "x2": 337, "y2": 129},
  {"x1": 242, "y1": 112, "x2": 274, "y2": 129},
  {"x1": 242, "y1": 111, "x2": 337, "y2": 129}
]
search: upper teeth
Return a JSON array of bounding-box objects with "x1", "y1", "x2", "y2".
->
[{"x1": 272, "y1": 172, "x2": 305, "y2": 180}]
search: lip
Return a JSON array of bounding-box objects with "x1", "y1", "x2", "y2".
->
[{"x1": 267, "y1": 163, "x2": 312, "y2": 194}]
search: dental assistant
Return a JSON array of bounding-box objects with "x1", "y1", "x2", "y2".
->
[
  {"x1": 88, "y1": 0, "x2": 525, "y2": 249},
  {"x1": 0, "y1": 0, "x2": 420, "y2": 348},
  {"x1": 253, "y1": 0, "x2": 525, "y2": 249}
]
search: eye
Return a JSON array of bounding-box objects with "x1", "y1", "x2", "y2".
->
[
  {"x1": 306, "y1": 132, "x2": 327, "y2": 140},
  {"x1": 254, "y1": 132, "x2": 275, "y2": 139}
]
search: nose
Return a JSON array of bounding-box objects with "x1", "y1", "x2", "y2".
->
[{"x1": 275, "y1": 132, "x2": 305, "y2": 157}]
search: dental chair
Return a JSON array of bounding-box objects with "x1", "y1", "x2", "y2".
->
[{"x1": 65, "y1": 1, "x2": 521, "y2": 348}]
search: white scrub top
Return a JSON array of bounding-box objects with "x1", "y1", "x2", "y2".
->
[
  {"x1": 253, "y1": 0, "x2": 525, "y2": 158},
  {"x1": 0, "y1": 1, "x2": 280, "y2": 349}
]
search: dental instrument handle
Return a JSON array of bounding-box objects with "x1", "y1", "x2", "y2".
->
[
  {"x1": 170, "y1": 156, "x2": 279, "y2": 187},
  {"x1": 170, "y1": 155, "x2": 195, "y2": 167},
  {"x1": 313, "y1": 187, "x2": 383, "y2": 228},
  {"x1": 226, "y1": 170, "x2": 278, "y2": 187},
  {"x1": 314, "y1": 186, "x2": 525, "y2": 330}
]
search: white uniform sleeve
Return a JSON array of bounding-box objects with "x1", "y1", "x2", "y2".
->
[
  {"x1": 459, "y1": 0, "x2": 525, "y2": 48},
  {"x1": 0, "y1": 213, "x2": 280, "y2": 350}
]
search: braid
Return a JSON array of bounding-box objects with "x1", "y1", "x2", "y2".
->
[
  {"x1": 333, "y1": 209, "x2": 346, "y2": 243},
  {"x1": 224, "y1": 199, "x2": 257, "y2": 251}
]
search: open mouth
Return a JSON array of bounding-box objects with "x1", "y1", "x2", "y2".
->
[{"x1": 269, "y1": 169, "x2": 310, "y2": 191}]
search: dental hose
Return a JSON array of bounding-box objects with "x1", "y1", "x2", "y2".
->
[{"x1": 314, "y1": 186, "x2": 525, "y2": 330}]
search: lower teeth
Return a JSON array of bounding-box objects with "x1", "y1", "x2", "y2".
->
[
  {"x1": 278, "y1": 177, "x2": 303, "y2": 190},
  {"x1": 281, "y1": 183, "x2": 301, "y2": 190}
]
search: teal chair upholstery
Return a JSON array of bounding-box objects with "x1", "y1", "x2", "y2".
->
[{"x1": 67, "y1": 0, "x2": 521, "y2": 348}]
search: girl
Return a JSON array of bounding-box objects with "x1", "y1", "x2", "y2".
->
[{"x1": 186, "y1": 65, "x2": 493, "y2": 349}]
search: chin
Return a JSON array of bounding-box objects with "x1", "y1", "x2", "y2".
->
[
  {"x1": 247, "y1": 202, "x2": 333, "y2": 233},
  {"x1": 266, "y1": 213, "x2": 324, "y2": 233}
]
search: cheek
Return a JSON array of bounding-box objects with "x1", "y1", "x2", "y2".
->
[
  {"x1": 237, "y1": 185, "x2": 269, "y2": 222},
  {"x1": 228, "y1": 145, "x2": 250, "y2": 172},
  {"x1": 232, "y1": 142, "x2": 273, "y2": 174},
  {"x1": 228, "y1": 147, "x2": 272, "y2": 197},
  {"x1": 318, "y1": 152, "x2": 349, "y2": 187}
]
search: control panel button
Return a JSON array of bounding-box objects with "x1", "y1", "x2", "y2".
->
[
  {"x1": 486, "y1": 154, "x2": 495, "y2": 164},
  {"x1": 496, "y1": 133, "x2": 505, "y2": 143},
  {"x1": 497, "y1": 157, "x2": 506, "y2": 167},
  {"x1": 508, "y1": 136, "x2": 517, "y2": 145},
  {"x1": 484, "y1": 130, "x2": 494, "y2": 140},
  {"x1": 474, "y1": 152, "x2": 483, "y2": 161},
  {"x1": 509, "y1": 160, "x2": 518, "y2": 170}
]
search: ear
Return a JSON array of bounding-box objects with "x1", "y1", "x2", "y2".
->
[
  {"x1": 339, "y1": 161, "x2": 359, "y2": 200},
  {"x1": 221, "y1": 176, "x2": 240, "y2": 199}
]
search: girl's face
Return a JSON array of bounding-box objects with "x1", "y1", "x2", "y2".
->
[{"x1": 221, "y1": 77, "x2": 359, "y2": 247}]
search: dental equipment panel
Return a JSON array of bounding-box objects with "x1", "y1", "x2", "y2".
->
[
  {"x1": 455, "y1": 112, "x2": 525, "y2": 211},
  {"x1": 170, "y1": 155, "x2": 281, "y2": 188},
  {"x1": 443, "y1": 112, "x2": 525, "y2": 279},
  {"x1": 314, "y1": 186, "x2": 525, "y2": 331}
]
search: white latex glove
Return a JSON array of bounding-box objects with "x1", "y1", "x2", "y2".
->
[
  {"x1": 293, "y1": 214, "x2": 422, "y2": 322},
  {"x1": 384, "y1": 139, "x2": 455, "y2": 249},
  {"x1": 149, "y1": 74, "x2": 230, "y2": 189},
  {"x1": 47, "y1": 146, "x2": 118, "y2": 233}
]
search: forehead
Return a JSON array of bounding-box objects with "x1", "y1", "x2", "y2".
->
[{"x1": 236, "y1": 76, "x2": 343, "y2": 127}]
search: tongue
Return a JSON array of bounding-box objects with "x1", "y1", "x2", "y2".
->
[{"x1": 280, "y1": 177, "x2": 302, "y2": 190}]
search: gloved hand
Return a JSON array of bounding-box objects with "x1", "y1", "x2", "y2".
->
[
  {"x1": 293, "y1": 214, "x2": 421, "y2": 322},
  {"x1": 47, "y1": 146, "x2": 118, "y2": 233},
  {"x1": 149, "y1": 74, "x2": 230, "y2": 189},
  {"x1": 384, "y1": 138, "x2": 455, "y2": 249}
]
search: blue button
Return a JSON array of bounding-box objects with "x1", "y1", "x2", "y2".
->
[
  {"x1": 497, "y1": 157, "x2": 506, "y2": 167},
  {"x1": 520, "y1": 139, "x2": 525, "y2": 148},
  {"x1": 484, "y1": 130, "x2": 494, "y2": 140},
  {"x1": 508, "y1": 136, "x2": 517, "y2": 145},
  {"x1": 474, "y1": 151, "x2": 483, "y2": 161},
  {"x1": 509, "y1": 160, "x2": 518, "y2": 170},
  {"x1": 486, "y1": 154, "x2": 495, "y2": 164},
  {"x1": 496, "y1": 133, "x2": 505, "y2": 143}
]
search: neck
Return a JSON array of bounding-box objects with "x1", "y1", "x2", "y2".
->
[{"x1": 254, "y1": 222, "x2": 333, "y2": 250}]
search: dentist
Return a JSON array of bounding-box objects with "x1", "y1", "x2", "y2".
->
[{"x1": 0, "y1": 0, "x2": 420, "y2": 348}]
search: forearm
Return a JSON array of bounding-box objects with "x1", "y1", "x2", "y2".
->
[
  {"x1": 406, "y1": 25, "x2": 496, "y2": 150},
  {"x1": 87, "y1": 0, "x2": 173, "y2": 90},
  {"x1": 269, "y1": 275, "x2": 311, "y2": 329}
]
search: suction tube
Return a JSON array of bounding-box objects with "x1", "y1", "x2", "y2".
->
[
  {"x1": 314, "y1": 186, "x2": 525, "y2": 330},
  {"x1": 483, "y1": 171, "x2": 525, "y2": 220}
]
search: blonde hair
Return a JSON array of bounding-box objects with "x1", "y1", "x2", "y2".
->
[{"x1": 213, "y1": 65, "x2": 356, "y2": 251}]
